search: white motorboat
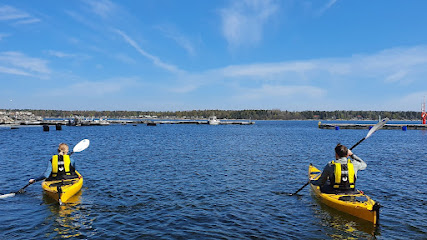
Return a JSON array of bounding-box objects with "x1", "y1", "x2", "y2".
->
[{"x1": 208, "y1": 116, "x2": 220, "y2": 125}]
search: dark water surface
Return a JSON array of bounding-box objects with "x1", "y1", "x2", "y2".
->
[{"x1": 1, "y1": 121, "x2": 426, "y2": 239}]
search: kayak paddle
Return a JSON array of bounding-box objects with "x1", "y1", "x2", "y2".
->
[
  {"x1": 0, "y1": 139, "x2": 90, "y2": 199},
  {"x1": 0, "y1": 182, "x2": 34, "y2": 199},
  {"x1": 349, "y1": 118, "x2": 388, "y2": 150},
  {"x1": 70, "y1": 139, "x2": 90, "y2": 155},
  {"x1": 288, "y1": 118, "x2": 389, "y2": 196}
]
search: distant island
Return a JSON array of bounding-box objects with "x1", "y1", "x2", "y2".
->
[{"x1": 0, "y1": 109, "x2": 423, "y2": 123}]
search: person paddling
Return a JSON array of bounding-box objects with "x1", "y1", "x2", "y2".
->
[
  {"x1": 29, "y1": 143, "x2": 78, "y2": 184},
  {"x1": 310, "y1": 143, "x2": 367, "y2": 194}
]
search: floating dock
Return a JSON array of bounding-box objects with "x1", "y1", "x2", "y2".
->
[
  {"x1": 2, "y1": 119, "x2": 254, "y2": 126},
  {"x1": 318, "y1": 122, "x2": 427, "y2": 130}
]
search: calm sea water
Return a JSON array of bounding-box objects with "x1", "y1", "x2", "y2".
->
[{"x1": 0, "y1": 121, "x2": 426, "y2": 239}]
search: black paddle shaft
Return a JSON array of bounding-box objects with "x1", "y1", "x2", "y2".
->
[
  {"x1": 289, "y1": 181, "x2": 310, "y2": 196},
  {"x1": 15, "y1": 182, "x2": 33, "y2": 194},
  {"x1": 350, "y1": 137, "x2": 365, "y2": 150}
]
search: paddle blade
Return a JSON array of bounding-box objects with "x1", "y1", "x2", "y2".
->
[
  {"x1": 0, "y1": 193, "x2": 16, "y2": 199},
  {"x1": 73, "y1": 139, "x2": 90, "y2": 153},
  {"x1": 366, "y1": 118, "x2": 389, "y2": 139}
]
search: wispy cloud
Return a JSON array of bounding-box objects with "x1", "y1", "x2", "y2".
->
[
  {"x1": 0, "y1": 66, "x2": 32, "y2": 76},
  {"x1": 115, "y1": 53, "x2": 137, "y2": 65},
  {"x1": 155, "y1": 24, "x2": 196, "y2": 56},
  {"x1": 65, "y1": 10, "x2": 99, "y2": 30},
  {"x1": 0, "y1": 51, "x2": 50, "y2": 78},
  {"x1": 46, "y1": 50, "x2": 78, "y2": 58},
  {"x1": 220, "y1": 0, "x2": 279, "y2": 48},
  {"x1": 68, "y1": 80, "x2": 132, "y2": 96},
  {"x1": 164, "y1": 45, "x2": 427, "y2": 110},
  {"x1": 212, "y1": 45, "x2": 427, "y2": 85},
  {"x1": 83, "y1": 0, "x2": 117, "y2": 19},
  {"x1": 236, "y1": 84, "x2": 326, "y2": 100},
  {"x1": 0, "y1": 33, "x2": 10, "y2": 40},
  {"x1": 389, "y1": 91, "x2": 427, "y2": 110},
  {"x1": 44, "y1": 77, "x2": 139, "y2": 97},
  {"x1": 0, "y1": 5, "x2": 40, "y2": 24},
  {"x1": 114, "y1": 29, "x2": 184, "y2": 74},
  {"x1": 316, "y1": 0, "x2": 339, "y2": 16}
]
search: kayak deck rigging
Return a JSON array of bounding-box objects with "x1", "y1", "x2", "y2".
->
[{"x1": 42, "y1": 171, "x2": 83, "y2": 204}]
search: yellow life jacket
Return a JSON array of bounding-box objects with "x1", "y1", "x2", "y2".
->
[
  {"x1": 51, "y1": 155, "x2": 72, "y2": 178},
  {"x1": 332, "y1": 159, "x2": 355, "y2": 190}
]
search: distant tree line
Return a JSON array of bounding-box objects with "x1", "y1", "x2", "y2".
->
[{"x1": 2, "y1": 109, "x2": 423, "y2": 120}]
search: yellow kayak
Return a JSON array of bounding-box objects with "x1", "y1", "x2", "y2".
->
[
  {"x1": 41, "y1": 171, "x2": 83, "y2": 204},
  {"x1": 308, "y1": 164, "x2": 380, "y2": 224}
]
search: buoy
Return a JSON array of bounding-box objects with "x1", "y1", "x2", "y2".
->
[
  {"x1": 402, "y1": 126, "x2": 407, "y2": 131},
  {"x1": 335, "y1": 126, "x2": 340, "y2": 130}
]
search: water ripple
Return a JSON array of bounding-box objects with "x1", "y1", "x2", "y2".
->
[{"x1": 1, "y1": 121, "x2": 426, "y2": 239}]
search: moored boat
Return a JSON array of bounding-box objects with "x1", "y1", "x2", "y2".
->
[
  {"x1": 308, "y1": 164, "x2": 380, "y2": 224},
  {"x1": 42, "y1": 171, "x2": 83, "y2": 204},
  {"x1": 208, "y1": 116, "x2": 220, "y2": 125}
]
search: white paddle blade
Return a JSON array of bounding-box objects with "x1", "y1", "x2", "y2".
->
[
  {"x1": 366, "y1": 118, "x2": 389, "y2": 139},
  {"x1": 73, "y1": 139, "x2": 90, "y2": 153},
  {"x1": 0, "y1": 193, "x2": 16, "y2": 199}
]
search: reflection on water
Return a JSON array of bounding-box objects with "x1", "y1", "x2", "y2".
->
[
  {"x1": 310, "y1": 195, "x2": 380, "y2": 239},
  {"x1": 43, "y1": 190, "x2": 95, "y2": 239}
]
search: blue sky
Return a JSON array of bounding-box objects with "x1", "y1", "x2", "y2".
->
[{"x1": 1, "y1": 0, "x2": 426, "y2": 111}]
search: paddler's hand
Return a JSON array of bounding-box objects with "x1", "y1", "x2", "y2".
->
[
  {"x1": 29, "y1": 179, "x2": 36, "y2": 184},
  {"x1": 309, "y1": 177, "x2": 315, "y2": 181},
  {"x1": 347, "y1": 149, "x2": 353, "y2": 157}
]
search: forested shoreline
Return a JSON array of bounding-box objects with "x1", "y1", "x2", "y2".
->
[{"x1": 2, "y1": 109, "x2": 422, "y2": 121}]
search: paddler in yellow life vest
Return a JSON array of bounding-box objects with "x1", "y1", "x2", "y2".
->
[
  {"x1": 29, "y1": 143, "x2": 78, "y2": 184},
  {"x1": 310, "y1": 144, "x2": 367, "y2": 193}
]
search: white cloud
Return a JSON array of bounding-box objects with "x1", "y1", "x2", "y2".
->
[
  {"x1": 45, "y1": 77, "x2": 139, "y2": 97},
  {"x1": 316, "y1": 0, "x2": 339, "y2": 16},
  {"x1": 0, "y1": 66, "x2": 32, "y2": 76},
  {"x1": 0, "y1": 52, "x2": 50, "y2": 77},
  {"x1": 236, "y1": 84, "x2": 326, "y2": 100},
  {"x1": 0, "y1": 5, "x2": 28, "y2": 20},
  {"x1": 65, "y1": 10, "x2": 99, "y2": 30},
  {"x1": 0, "y1": 5, "x2": 40, "y2": 24},
  {"x1": 0, "y1": 33, "x2": 10, "y2": 40},
  {"x1": 83, "y1": 0, "x2": 117, "y2": 19},
  {"x1": 114, "y1": 29, "x2": 184, "y2": 74},
  {"x1": 221, "y1": 61, "x2": 317, "y2": 78},
  {"x1": 163, "y1": 45, "x2": 427, "y2": 111},
  {"x1": 385, "y1": 70, "x2": 408, "y2": 83},
  {"x1": 209, "y1": 46, "x2": 427, "y2": 86},
  {"x1": 46, "y1": 50, "x2": 77, "y2": 58},
  {"x1": 115, "y1": 53, "x2": 136, "y2": 65},
  {"x1": 220, "y1": 0, "x2": 279, "y2": 47},
  {"x1": 15, "y1": 18, "x2": 41, "y2": 25},
  {"x1": 388, "y1": 91, "x2": 427, "y2": 110},
  {"x1": 155, "y1": 24, "x2": 196, "y2": 56}
]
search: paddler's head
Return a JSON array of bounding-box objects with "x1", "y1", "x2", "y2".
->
[
  {"x1": 58, "y1": 143, "x2": 69, "y2": 155},
  {"x1": 335, "y1": 143, "x2": 348, "y2": 159}
]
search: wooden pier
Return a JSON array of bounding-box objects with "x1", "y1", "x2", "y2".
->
[{"x1": 318, "y1": 122, "x2": 427, "y2": 130}]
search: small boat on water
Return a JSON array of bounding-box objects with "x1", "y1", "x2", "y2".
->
[
  {"x1": 208, "y1": 116, "x2": 220, "y2": 125},
  {"x1": 42, "y1": 171, "x2": 83, "y2": 204},
  {"x1": 308, "y1": 164, "x2": 380, "y2": 224},
  {"x1": 91, "y1": 118, "x2": 110, "y2": 126}
]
